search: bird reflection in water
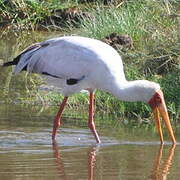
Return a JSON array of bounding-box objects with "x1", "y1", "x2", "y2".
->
[
  {"x1": 52, "y1": 141, "x2": 99, "y2": 180},
  {"x1": 52, "y1": 141, "x2": 67, "y2": 180},
  {"x1": 150, "y1": 145, "x2": 176, "y2": 180},
  {"x1": 52, "y1": 142, "x2": 176, "y2": 180},
  {"x1": 87, "y1": 146, "x2": 99, "y2": 180}
]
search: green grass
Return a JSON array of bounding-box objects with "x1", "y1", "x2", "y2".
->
[
  {"x1": 77, "y1": 0, "x2": 180, "y2": 120},
  {"x1": 0, "y1": 0, "x2": 81, "y2": 31}
]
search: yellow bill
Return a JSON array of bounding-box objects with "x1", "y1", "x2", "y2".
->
[{"x1": 148, "y1": 90, "x2": 176, "y2": 144}]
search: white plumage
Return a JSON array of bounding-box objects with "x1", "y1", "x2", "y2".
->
[
  {"x1": 14, "y1": 36, "x2": 159, "y2": 101},
  {"x1": 4, "y1": 36, "x2": 176, "y2": 144}
]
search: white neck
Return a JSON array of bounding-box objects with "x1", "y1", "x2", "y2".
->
[{"x1": 105, "y1": 79, "x2": 160, "y2": 103}]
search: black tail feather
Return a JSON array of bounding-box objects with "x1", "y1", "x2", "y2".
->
[
  {"x1": 2, "y1": 43, "x2": 42, "y2": 69},
  {"x1": 3, "y1": 61, "x2": 17, "y2": 66},
  {"x1": 2, "y1": 42, "x2": 44, "y2": 70},
  {"x1": 2, "y1": 54, "x2": 21, "y2": 67}
]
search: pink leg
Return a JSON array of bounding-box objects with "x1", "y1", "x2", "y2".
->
[
  {"x1": 52, "y1": 97, "x2": 68, "y2": 140},
  {"x1": 88, "y1": 92, "x2": 101, "y2": 143}
]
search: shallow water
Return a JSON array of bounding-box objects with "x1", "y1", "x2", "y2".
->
[{"x1": 0, "y1": 104, "x2": 179, "y2": 180}]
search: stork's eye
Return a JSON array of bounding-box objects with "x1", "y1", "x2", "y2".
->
[{"x1": 156, "y1": 96, "x2": 161, "y2": 103}]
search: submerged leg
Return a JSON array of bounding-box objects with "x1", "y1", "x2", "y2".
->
[
  {"x1": 88, "y1": 92, "x2": 101, "y2": 143},
  {"x1": 52, "y1": 96, "x2": 68, "y2": 140}
]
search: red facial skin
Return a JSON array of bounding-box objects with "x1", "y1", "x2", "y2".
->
[{"x1": 148, "y1": 91, "x2": 163, "y2": 109}]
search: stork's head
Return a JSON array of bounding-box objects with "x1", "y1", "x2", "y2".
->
[
  {"x1": 147, "y1": 87, "x2": 176, "y2": 144},
  {"x1": 108, "y1": 79, "x2": 176, "y2": 144},
  {"x1": 128, "y1": 80, "x2": 176, "y2": 144}
]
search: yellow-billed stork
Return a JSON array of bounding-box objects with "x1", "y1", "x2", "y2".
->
[{"x1": 3, "y1": 36, "x2": 176, "y2": 144}]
